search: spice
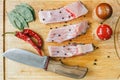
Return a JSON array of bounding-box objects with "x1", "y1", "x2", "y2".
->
[
  {"x1": 57, "y1": 51, "x2": 59, "y2": 53},
  {"x1": 62, "y1": 17, "x2": 64, "y2": 19},
  {"x1": 94, "y1": 59, "x2": 97, "y2": 61},
  {"x1": 15, "y1": 31, "x2": 43, "y2": 56},
  {"x1": 8, "y1": 10, "x2": 28, "y2": 30},
  {"x1": 8, "y1": 3, "x2": 35, "y2": 30},
  {"x1": 40, "y1": 9, "x2": 43, "y2": 11},
  {"x1": 15, "y1": 5, "x2": 34, "y2": 22},
  {"x1": 43, "y1": 18, "x2": 45, "y2": 21},
  {"x1": 107, "y1": 56, "x2": 110, "y2": 58},
  {"x1": 93, "y1": 63, "x2": 97, "y2": 65},
  {"x1": 23, "y1": 29, "x2": 42, "y2": 47},
  {"x1": 50, "y1": 28, "x2": 52, "y2": 29},
  {"x1": 19, "y1": 3, "x2": 35, "y2": 20},
  {"x1": 4, "y1": 29, "x2": 43, "y2": 56},
  {"x1": 59, "y1": 11, "x2": 62, "y2": 13}
]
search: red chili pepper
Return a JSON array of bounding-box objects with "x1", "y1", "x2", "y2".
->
[
  {"x1": 15, "y1": 31, "x2": 43, "y2": 56},
  {"x1": 23, "y1": 29, "x2": 42, "y2": 48},
  {"x1": 3, "y1": 30, "x2": 43, "y2": 56}
]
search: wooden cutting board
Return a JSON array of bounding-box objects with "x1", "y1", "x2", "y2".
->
[{"x1": 1, "y1": 0, "x2": 120, "y2": 80}]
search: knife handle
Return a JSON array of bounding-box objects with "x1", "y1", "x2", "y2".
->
[{"x1": 47, "y1": 60, "x2": 88, "y2": 79}]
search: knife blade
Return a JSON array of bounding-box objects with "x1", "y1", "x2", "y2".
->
[{"x1": 3, "y1": 48, "x2": 88, "y2": 79}]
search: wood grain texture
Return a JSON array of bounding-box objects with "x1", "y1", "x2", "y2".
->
[
  {"x1": 0, "y1": 0, "x2": 3, "y2": 80},
  {"x1": 4, "y1": 0, "x2": 120, "y2": 80},
  {"x1": 47, "y1": 60, "x2": 88, "y2": 79}
]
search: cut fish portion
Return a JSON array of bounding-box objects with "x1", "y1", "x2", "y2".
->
[
  {"x1": 48, "y1": 43, "x2": 94, "y2": 57},
  {"x1": 46, "y1": 21, "x2": 89, "y2": 43},
  {"x1": 38, "y1": 1, "x2": 88, "y2": 24}
]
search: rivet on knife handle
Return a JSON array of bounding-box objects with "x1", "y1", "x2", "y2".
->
[{"x1": 47, "y1": 60, "x2": 88, "y2": 79}]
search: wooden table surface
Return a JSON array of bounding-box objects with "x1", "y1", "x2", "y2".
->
[{"x1": 1, "y1": 0, "x2": 120, "y2": 80}]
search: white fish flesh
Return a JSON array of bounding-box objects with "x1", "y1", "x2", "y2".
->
[
  {"x1": 38, "y1": 1, "x2": 88, "y2": 24},
  {"x1": 48, "y1": 43, "x2": 94, "y2": 57},
  {"x1": 46, "y1": 21, "x2": 89, "y2": 43}
]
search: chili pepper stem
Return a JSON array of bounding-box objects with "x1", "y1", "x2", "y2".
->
[{"x1": 2, "y1": 32, "x2": 16, "y2": 36}]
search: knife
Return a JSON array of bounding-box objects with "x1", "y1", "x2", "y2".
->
[{"x1": 3, "y1": 48, "x2": 88, "y2": 79}]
